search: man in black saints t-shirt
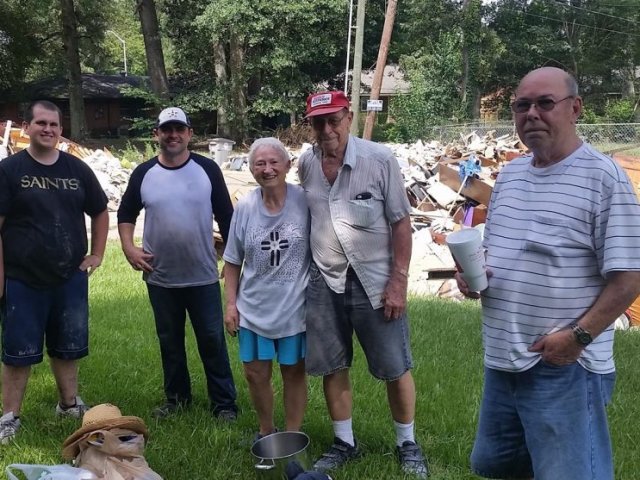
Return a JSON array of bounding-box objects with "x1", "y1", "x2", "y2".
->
[{"x1": 0, "y1": 100, "x2": 108, "y2": 444}]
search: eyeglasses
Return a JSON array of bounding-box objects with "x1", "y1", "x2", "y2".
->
[
  {"x1": 511, "y1": 95, "x2": 574, "y2": 114},
  {"x1": 310, "y1": 110, "x2": 349, "y2": 130}
]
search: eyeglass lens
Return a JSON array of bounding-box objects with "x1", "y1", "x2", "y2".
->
[
  {"x1": 511, "y1": 96, "x2": 573, "y2": 114},
  {"x1": 311, "y1": 111, "x2": 347, "y2": 129}
]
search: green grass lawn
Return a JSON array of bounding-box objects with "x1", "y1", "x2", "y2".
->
[{"x1": 2, "y1": 242, "x2": 640, "y2": 479}]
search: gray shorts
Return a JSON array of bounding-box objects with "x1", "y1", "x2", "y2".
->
[{"x1": 305, "y1": 263, "x2": 413, "y2": 381}]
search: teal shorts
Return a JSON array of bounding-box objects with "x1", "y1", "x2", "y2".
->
[{"x1": 238, "y1": 328, "x2": 306, "y2": 365}]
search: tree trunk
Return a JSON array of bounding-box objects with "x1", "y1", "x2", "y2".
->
[
  {"x1": 213, "y1": 41, "x2": 231, "y2": 138},
  {"x1": 137, "y1": 0, "x2": 170, "y2": 99},
  {"x1": 461, "y1": 0, "x2": 482, "y2": 120},
  {"x1": 472, "y1": 85, "x2": 481, "y2": 119},
  {"x1": 229, "y1": 33, "x2": 247, "y2": 144},
  {"x1": 620, "y1": 39, "x2": 636, "y2": 100},
  {"x1": 59, "y1": 0, "x2": 87, "y2": 141}
]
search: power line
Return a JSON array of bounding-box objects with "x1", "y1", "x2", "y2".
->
[
  {"x1": 519, "y1": 10, "x2": 640, "y2": 38},
  {"x1": 552, "y1": 0, "x2": 639, "y2": 26},
  {"x1": 588, "y1": 3, "x2": 640, "y2": 6}
]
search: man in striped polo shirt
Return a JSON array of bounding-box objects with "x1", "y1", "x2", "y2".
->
[
  {"x1": 457, "y1": 67, "x2": 640, "y2": 480},
  {"x1": 298, "y1": 91, "x2": 427, "y2": 478}
]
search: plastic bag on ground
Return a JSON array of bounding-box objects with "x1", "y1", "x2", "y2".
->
[{"x1": 6, "y1": 464, "x2": 97, "y2": 480}]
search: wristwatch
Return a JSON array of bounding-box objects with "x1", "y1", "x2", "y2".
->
[{"x1": 569, "y1": 322, "x2": 593, "y2": 346}]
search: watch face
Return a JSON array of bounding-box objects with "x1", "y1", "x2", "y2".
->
[
  {"x1": 572, "y1": 325, "x2": 593, "y2": 345},
  {"x1": 576, "y1": 331, "x2": 591, "y2": 345}
]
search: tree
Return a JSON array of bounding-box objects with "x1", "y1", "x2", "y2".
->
[
  {"x1": 388, "y1": 33, "x2": 464, "y2": 142},
  {"x1": 460, "y1": 0, "x2": 483, "y2": 119},
  {"x1": 162, "y1": 0, "x2": 347, "y2": 141},
  {"x1": 0, "y1": 1, "x2": 41, "y2": 91},
  {"x1": 485, "y1": 0, "x2": 640, "y2": 115},
  {"x1": 137, "y1": 0, "x2": 170, "y2": 99},
  {"x1": 59, "y1": 0, "x2": 88, "y2": 140}
]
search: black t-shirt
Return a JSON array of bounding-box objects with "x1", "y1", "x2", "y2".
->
[{"x1": 0, "y1": 149, "x2": 108, "y2": 287}]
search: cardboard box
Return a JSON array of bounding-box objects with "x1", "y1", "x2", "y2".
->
[
  {"x1": 453, "y1": 204, "x2": 487, "y2": 226},
  {"x1": 437, "y1": 162, "x2": 494, "y2": 206}
]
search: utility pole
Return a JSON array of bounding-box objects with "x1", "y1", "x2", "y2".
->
[
  {"x1": 362, "y1": 0, "x2": 398, "y2": 140},
  {"x1": 350, "y1": 0, "x2": 366, "y2": 136}
]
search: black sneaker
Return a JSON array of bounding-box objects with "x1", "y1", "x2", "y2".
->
[
  {"x1": 313, "y1": 437, "x2": 361, "y2": 472},
  {"x1": 252, "y1": 427, "x2": 278, "y2": 444},
  {"x1": 214, "y1": 409, "x2": 238, "y2": 422},
  {"x1": 397, "y1": 441, "x2": 429, "y2": 478}
]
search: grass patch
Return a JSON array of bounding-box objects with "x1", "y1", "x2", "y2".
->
[{"x1": 2, "y1": 242, "x2": 640, "y2": 479}]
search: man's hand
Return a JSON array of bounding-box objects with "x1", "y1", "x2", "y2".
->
[
  {"x1": 79, "y1": 254, "x2": 103, "y2": 276},
  {"x1": 528, "y1": 328, "x2": 583, "y2": 366},
  {"x1": 123, "y1": 246, "x2": 154, "y2": 273},
  {"x1": 454, "y1": 271, "x2": 480, "y2": 299},
  {"x1": 455, "y1": 268, "x2": 492, "y2": 299},
  {"x1": 381, "y1": 273, "x2": 408, "y2": 320},
  {"x1": 224, "y1": 304, "x2": 240, "y2": 336}
]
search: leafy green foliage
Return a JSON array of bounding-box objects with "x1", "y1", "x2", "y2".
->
[
  {"x1": 581, "y1": 105, "x2": 601, "y2": 124},
  {"x1": 114, "y1": 140, "x2": 157, "y2": 167},
  {"x1": 604, "y1": 99, "x2": 637, "y2": 124},
  {"x1": 484, "y1": 0, "x2": 640, "y2": 109},
  {"x1": 387, "y1": 35, "x2": 464, "y2": 142},
  {"x1": 159, "y1": 0, "x2": 349, "y2": 140},
  {"x1": 0, "y1": 1, "x2": 42, "y2": 90}
]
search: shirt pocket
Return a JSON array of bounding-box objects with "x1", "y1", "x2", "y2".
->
[
  {"x1": 523, "y1": 214, "x2": 592, "y2": 255},
  {"x1": 345, "y1": 198, "x2": 382, "y2": 227}
]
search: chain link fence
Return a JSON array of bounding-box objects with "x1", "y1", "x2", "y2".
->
[{"x1": 427, "y1": 122, "x2": 640, "y2": 155}]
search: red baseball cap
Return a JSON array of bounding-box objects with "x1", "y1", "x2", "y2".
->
[{"x1": 305, "y1": 91, "x2": 350, "y2": 118}]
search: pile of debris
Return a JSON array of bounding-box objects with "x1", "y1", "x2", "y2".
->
[
  {"x1": 221, "y1": 131, "x2": 528, "y2": 296},
  {"x1": 387, "y1": 131, "x2": 527, "y2": 294}
]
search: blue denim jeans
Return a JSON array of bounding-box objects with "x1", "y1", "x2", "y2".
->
[
  {"x1": 471, "y1": 362, "x2": 615, "y2": 480},
  {"x1": 305, "y1": 264, "x2": 413, "y2": 380},
  {"x1": 146, "y1": 282, "x2": 237, "y2": 413},
  {"x1": 2, "y1": 271, "x2": 89, "y2": 366}
]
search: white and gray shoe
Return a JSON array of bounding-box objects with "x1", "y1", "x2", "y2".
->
[
  {"x1": 0, "y1": 412, "x2": 21, "y2": 445},
  {"x1": 55, "y1": 396, "x2": 90, "y2": 419}
]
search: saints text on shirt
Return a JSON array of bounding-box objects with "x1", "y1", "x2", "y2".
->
[{"x1": 21, "y1": 175, "x2": 80, "y2": 190}]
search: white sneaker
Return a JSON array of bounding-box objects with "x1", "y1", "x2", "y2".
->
[
  {"x1": 0, "y1": 412, "x2": 21, "y2": 445},
  {"x1": 55, "y1": 396, "x2": 90, "y2": 419}
]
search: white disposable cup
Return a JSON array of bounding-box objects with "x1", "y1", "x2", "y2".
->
[{"x1": 446, "y1": 228, "x2": 488, "y2": 292}]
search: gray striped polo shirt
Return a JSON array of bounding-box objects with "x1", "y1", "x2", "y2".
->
[
  {"x1": 481, "y1": 143, "x2": 640, "y2": 374},
  {"x1": 298, "y1": 135, "x2": 411, "y2": 309}
]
